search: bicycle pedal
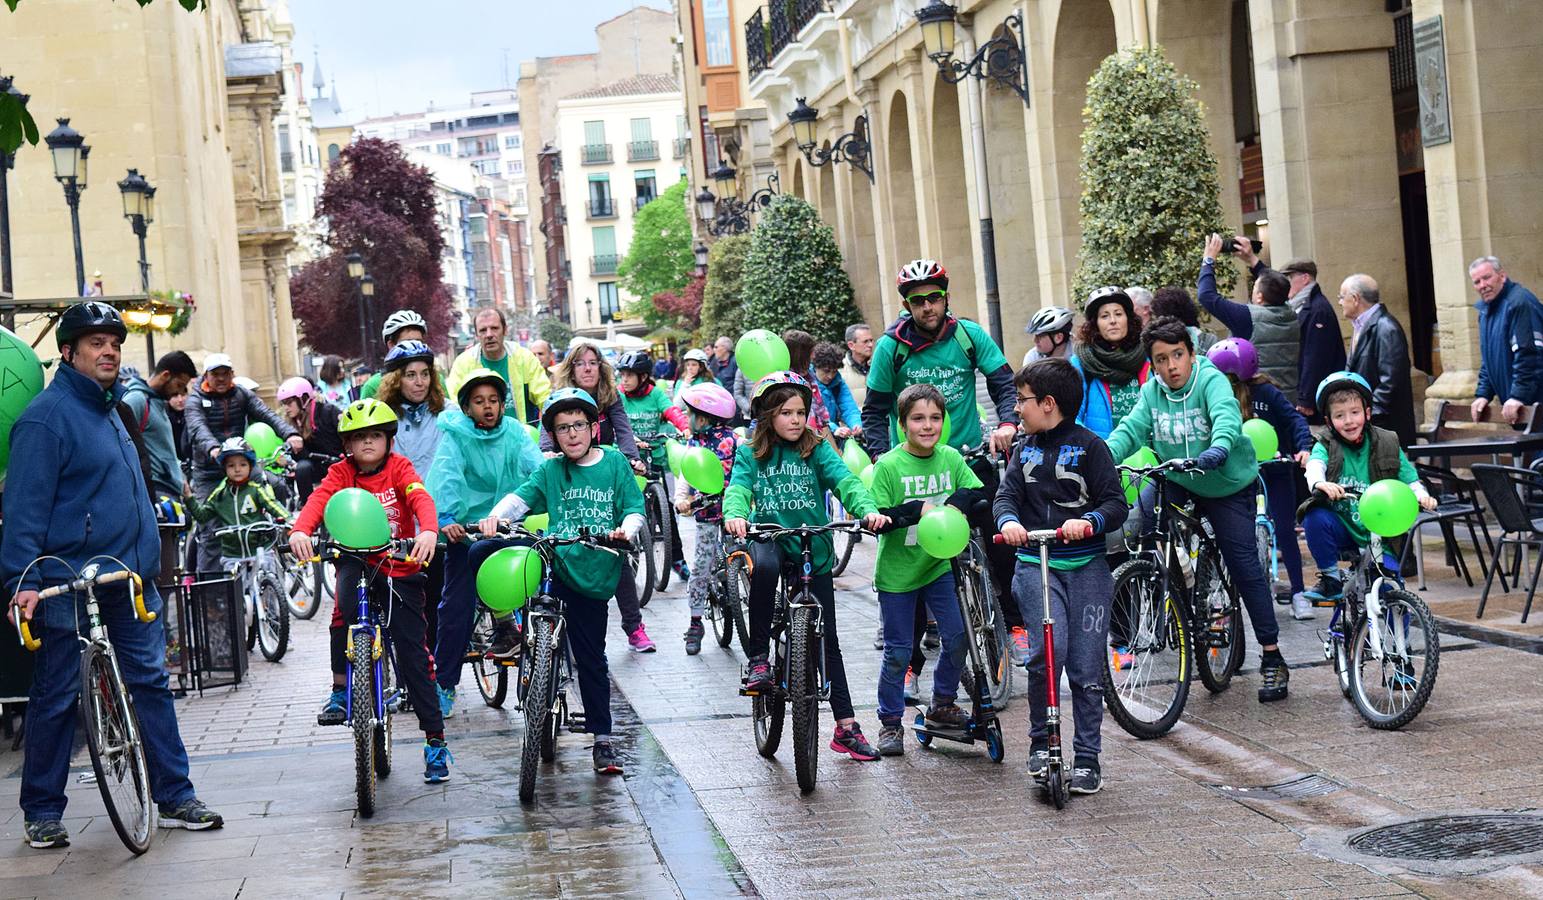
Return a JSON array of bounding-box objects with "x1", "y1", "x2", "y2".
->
[
  {"x1": 738, "y1": 687, "x2": 761, "y2": 697},
  {"x1": 1311, "y1": 599, "x2": 1337, "y2": 608}
]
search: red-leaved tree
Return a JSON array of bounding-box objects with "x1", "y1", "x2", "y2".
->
[
  {"x1": 289, "y1": 138, "x2": 454, "y2": 358},
  {"x1": 650, "y1": 273, "x2": 704, "y2": 331}
]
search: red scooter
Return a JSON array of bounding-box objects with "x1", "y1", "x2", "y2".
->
[{"x1": 997, "y1": 528, "x2": 1070, "y2": 808}]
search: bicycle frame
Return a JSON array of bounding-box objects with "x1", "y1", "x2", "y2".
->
[
  {"x1": 1331, "y1": 535, "x2": 1403, "y2": 662},
  {"x1": 774, "y1": 532, "x2": 829, "y2": 703}
]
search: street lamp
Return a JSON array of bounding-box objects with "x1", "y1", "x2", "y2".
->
[
  {"x1": 44, "y1": 118, "x2": 89, "y2": 296},
  {"x1": 785, "y1": 98, "x2": 873, "y2": 183},
  {"x1": 694, "y1": 187, "x2": 717, "y2": 224},
  {"x1": 699, "y1": 170, "x2": 781, "y2": 237},
  {"x1": 915, "y1": 1, "x2": 1031, "y2": 107},
  {"x1": 0, "y1": 75, "x2": 27, "y2": 314},
  {"x1": 119, "y1": 167, "x2": 159, "y2": 367},
  {"x1": 711, "y1": 162, "x2": 737, "y2": 199},
  {"x1": 345, "y1": 252, "x2": 371, "y2": 359},
  {"x1": 585, "y1": 296, "x2": 594, "y2": 327},
  {"x1": 693, "y1": 242, "x2": 709, "y2": 276},
  {"x1": 345, "y1": 251, "x2": 365, "y2": 281}
]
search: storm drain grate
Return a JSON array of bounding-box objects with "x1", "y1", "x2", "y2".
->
[
  {"x1": 1348, "y1": 814, "x2": 1543, "y2": 861},
  {"x1": 1207, "y1": 773, "x2": 1344, "y2": 800}
]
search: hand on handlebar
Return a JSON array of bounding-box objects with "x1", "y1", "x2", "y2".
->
[
  {"x1": 1059, "y1": 518, "x2": 1093, "y2": 541},
  {"x1": 1293, "y1": 449, "x2": 1311, "y2": 466},
  {"x1": 478, "y1": 516, "x2": 504, "y2": 537},
  {"x1": 861, "y1": 511, "x2": 891, "y2": 533},
  {"x1": 675, "y1": 498, "x2": 692, "y2": 515},
  {"x1": 409, "y1": 531, "x2": 437, "y2": 565},
  {"x1": 1315, "y1": 481, "x2": 1348, "y2": 501},
  {"x1": 288, "y1": 530, "x2": 314, "y2": 561},
  {"x1": 989, "y1": 423, "x2": 1018, "y2": 455},
  {"x1": 725, "y1": 517, "x2": 748, "y2": 539},
  {"x1": 630, "y1": 458, "x2": 647, "y2": 475},
  {"x1": 8, "y1": 590, "x2": 38, "y2": 626},
  {"x1": 442, "y1": 523, "x2": 468, "y2": 544},
  {"x1": 999, "y1": 521, "x2": 1029, "y2": 547}
]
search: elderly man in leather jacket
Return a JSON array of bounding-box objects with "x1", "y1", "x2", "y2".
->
[{"x1": 1339, "y1": 274, "x2": 1417, "y2": 446}]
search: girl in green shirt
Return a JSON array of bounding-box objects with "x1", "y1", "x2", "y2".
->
[{"x1": 724, "y1": 372, "x2": 889, "y2": 761}]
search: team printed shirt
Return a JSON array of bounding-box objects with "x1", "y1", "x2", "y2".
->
[
  {"x1": 510, "y1": 447, "x2": 645, "y2": 600},
  {"x1": 1308, "y1": 438, "x2": 1421, "y2": 546},
  {"x1": 870, "y1": 444, "x2": 982, "y2": 593},
  {"x1": 292, "y1": 453, "x2": 437, "y2": 578},
  {"x1": 722, "y1": 439, "x2": 878, "y2": 575},
  {"x1": 867, "y1": 317, "x2": 1008, "y2": 451},
  {"x1": 621, "y1": 383, "x2": 687, "y2": 466}
]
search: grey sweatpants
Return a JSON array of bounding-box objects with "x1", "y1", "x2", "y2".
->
[{"x1": 1010, "y1": 556, "x2": 1113, "y2": 760}]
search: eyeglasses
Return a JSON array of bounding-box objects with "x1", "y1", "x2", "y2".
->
[
  {"x1": 552, "y1": 422, "x2": 590, "y2": 436},
  {"x1": 572, "y1": 359, "x2": 600, "y2": 369},
  {"x1": 1015, "y1": 394, "x2": 1039, "y2": 405},
  {"x1": 906, "y1": 290, "x2": 947, "y2": 304}
]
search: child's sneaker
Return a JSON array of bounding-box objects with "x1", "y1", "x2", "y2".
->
[
  {"x1": 745, "y1": 655, "x2": 774, "y2": 692},
  {"x1": 1070, "y1": 759, "x2": 1102, "y2": 795},
  {"x1": 830, "y1": 722, "x2": 879, "y2": 761},
  {"x1": 627, "y1": 623, "x2": 657, "y2": 653},
  {"x1": 1258, "y1": 652, "x2": 1290, "y2": 702},
  {"x1": 1110, "y1": 646, "x2": 1135, "y2": 671},
  {"x1": 437, "y1": 685, "x2": 455, "y2": 719},
  {"x1": 488, "y1": 621, "x2": 522, "y2": 660},
  {"x1": 672, "y1": 559, "x2": 691, "y2": 580},
  {"x1": 423, "y1": 738, "x2": 452, "y2": 784},
  {"x1": 593, "y1": 740, "x2": 623, "y2": 774},
  {"x1": 1303, "y1": 570, "x2": 1343, "y2": 606},
  {"x1": 873, "y1": 625, "x2": 884, "y2": 651},
  {"x1": 317, "y1": 688, "x2": 347, "y2": 726},
  {"x1": 923, "y1": 702, "x2": 969, "y2": 730},
  {"x1": 1010, "y1": 626, "x2": 1031, "y2": 664},
  {"x1": 684, "y1": 618, "x2": 704, "y2": 656},
  {"x1": 876, "y1": 724, "x2": 905, "y2": 756},
  {"x1": 1289, "y1": 592, "x2": 1315, "y2": 621},
  {"x1": 1027, "y1": 745, "x2": 1050, "y2": 780}
]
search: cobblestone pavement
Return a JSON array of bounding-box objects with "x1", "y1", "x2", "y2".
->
[{"x1": 0, "y1": 520, "x2": 1538, "y2": 898}]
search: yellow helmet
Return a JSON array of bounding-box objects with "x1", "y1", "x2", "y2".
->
[{"x1": 338, "y1": 398, "x2": 399, "y2": 436}]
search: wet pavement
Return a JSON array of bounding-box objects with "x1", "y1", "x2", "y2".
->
[{"x1": 0, "y1": 520, "x2": 1537, "y2": 897}]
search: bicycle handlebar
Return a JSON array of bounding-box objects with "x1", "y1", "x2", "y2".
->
[
  {"x1": 740, "y1": 520, "x2": 869, "y2": 541},
  {"x1": 1117, "y1": 458, "x2": 1203, "y2": 477},
  {"x1": 993, "y1": 528, "x2": 1064, "y2": 545},
  {"x1": 18, "y1": 568, "x2": 154, "y2": 651}
]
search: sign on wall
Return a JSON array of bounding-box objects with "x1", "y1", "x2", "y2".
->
[{"x1": 1413, "y1": 16, "x2": 1452, "y2": 147}]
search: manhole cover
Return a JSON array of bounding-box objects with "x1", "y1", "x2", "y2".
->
[
  {"x1": 1348, "y1": 814, "x2": 1543, "y2": 861},
  {"x1": 1207, "y1": 773, "x2": 1344, "y2": 800}
]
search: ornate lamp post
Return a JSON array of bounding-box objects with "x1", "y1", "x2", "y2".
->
[
  {"x1": 346, "y1": 252, "x2": 371, "y2": 360},
  {"x1": 786, "y1": 98, "x2": 873, "y2": 183},
  {"x1": 119, "y1": 168, "x2": 158, "y2": 367},
  {"x1": 693, "y1": 242, "x2": 709, "y2": 277},
  {"x1": 695, "y1": 163, "x2": 781, "y2": 237},
  {"x1": 44, "y1": 118, "x2": 89, "y2": 296}
]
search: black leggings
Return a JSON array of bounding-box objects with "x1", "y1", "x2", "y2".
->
[
  {"x1": 745, "y1": 541, "x2": 854, "y2": 720},
  {"x1": 329, "y1": 560, "x2": 443, "y2": 736}
]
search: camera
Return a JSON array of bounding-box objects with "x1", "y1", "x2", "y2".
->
[{"x1": 1221, "y1": 236, "x2": 1263, "y2": 255}]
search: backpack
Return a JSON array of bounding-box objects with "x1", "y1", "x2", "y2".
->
[{"x1": 890, "y1": 318, "x2": 978, "y2": 376}]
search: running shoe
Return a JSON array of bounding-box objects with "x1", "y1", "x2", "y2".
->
[
  {"x1": 830, "y1": 723, "x2": 879, "y2": 761},
  {"x1": 1070, "y1": 763, "x2": 1103, "y2": 795},
  {"x1": 873, "y1": 625, "x2": 884, "y2": 651},
  {"x1": 1027, "y1": 747, "x2": 1050, "y2": 780},
  {"x1": 745, "y1": 655, "x2": 774, "y2": 692},
  {"x1": 317, "y1": 688, "x2": 347, "y2": 726},
  {"x1": 673, "y1": 559, "x2": 691, "y2": 580},
  {"x1": 593, "y1": 741, "x2": 623, "y2": 774},
  {"x1": 23, "y1": 820, "x2": 68, "y2": 849},
  {"x1": 423, "y1": 739, "x2": 453, "y2": 784},
  {"x1": 1110, "y1": 647, "x2": 1135, "y2": 671},
  {"x1": 158, "y1": 798, "x2": 224, "y2": 830},
  {"x1": 437, "y1": 685, "x2": 456, "y2": 719},
  {"x1": 1010, "y1": 626, "x2": 1031, "y2": 665},
  {"x1": 923, "y1": 702, "x2": 969, "y2": 730},
  {"x1": 627, "y1": 623, "x2": 657, "y2": 653},
  {"x1": 1303, "y1": 570, "x2": 1344, "y2": 606},
  {"x1": 1290, "y1": 592, "x2": 1315, "y2": 621},
  {"x1": 1258, "y1": 655, "x2": 1290, "y2": 702},
  {"x1": 903, "y1": 667, "x2": 919, "y2": 705},
  {"x1": 876, "y1": 724, "x2": 905, "y2": 757},
  {"x1": 922, "y1": 622, "x2": 940, "y2": 650},
  {"x1": 488, "y1": 621, "x2": 522, "y2": 660},
  {"x1": 684, "y1": 618, "x2": 704, "y2": 656}
]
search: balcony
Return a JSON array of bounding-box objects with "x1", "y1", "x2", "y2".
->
[
  {"x1": 627, "y1": 140, "x2": 659, "y2": 162},
  {"x1": 634, "y1": 195, "x2": 655, "y2": 211},
  {"x1": 748, "y1": 0, "x2": 828, "y2": 81},
  {"x1": 586, "y1": 198, "x2": 616, "y2": 219},
  {"x1": 591, "y1": 254, "x2": 619, "y2": 276},
  {"x1": 581, "y1": 143, "x2": 612, "y2": 165},
  {"x1": 672, "y1": 137, "x2": 690, "y2": 159},
  {"x1": 746, "y1": 8, "x2": 767, "y2": 78}
]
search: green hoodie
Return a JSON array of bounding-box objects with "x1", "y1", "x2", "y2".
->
[{"x1": 1105, "y1": 356, "x2": 1258, "y2": 498}]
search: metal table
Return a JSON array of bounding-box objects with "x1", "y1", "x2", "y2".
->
[{"x1": 1404, "y1": 432, "x2": 1543, "y2": 467}]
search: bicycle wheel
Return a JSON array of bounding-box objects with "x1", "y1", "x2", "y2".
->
[
  {"x1": 256, "y1": 570, "x2": 290, "y2": 662},
  {"x1": 754, "y1": 633, "x2": 785, "y2": 758},
  {"x1": 788, "y1": 604, "x2": 820, "y2": 794},
  {"x1": 470, "y1": 607, "x2": 509, "y2": 708},
  {"x1": 831, "y1": 529, "x2": 858, "y2": 577},
  {"x1": 1256, "y1": 520, "x2": 1278, "y2": 584},
  {"x1": 647, "y1": 482, "x2": 673, "y2": 593},
  {"x1": 374, "y1": 648, "x2": 394, "y2": 778},
  {"x1": 725, "y1": 550, "x2": 752, "y2": 655},
  {"x1": 351, "y1": 630, "x2": 378, "y2": 817},
  {"x1": 1192, "y1": 552, "x2": 1242, "y2": 693},
  {"x1": 1346, "y1": 588, "x2": 1440, "y2": 730},
  {"x1": 541, "y1": 653, "x2": 566, "y2": 763},
  {"x1": 520, "y1": 617, "x2": 556, "y2": 804},
  {"x1": 1102, "y1": 557, "x2": 1190, "y2": 739},
  {"x1": 631, "y1": 542, "x2": 655, "y2": 610},
  {"x1": 80, "y1": 644, "x2": 153, "y2": 854},
  {"x1": 706, "y1": 580, "x2": 733, "y2": 649},
  {"x1": 289, "y1": 558, "x2": 327, "y2": 620},
  {"x1": 959, "y1": 541, "x2": 1012, "y2": 711}
]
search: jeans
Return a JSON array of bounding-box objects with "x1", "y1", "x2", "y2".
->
[
  {"x1": 1140, "y1": 480, "x2": 1280, "y2": 647},
  {"x1": 330, "y1": 559, "x2": 443, "y2": 735},
  {"x1": 1011, "y1": 557, "x2": 1112, "y2": 759},
  {"x1": 294, "y1": 458, "x2": 323, "y2": 506},
  {"x1": 877, "y1": 572, "x2": 966, "y2": 724},
  {"x1": 1303, "y1": 506, "x2": 1399, "y2": 572},
  {"x1": 745, "y1": 541, "x2": 854, "y2": 720},
  {"x1": 1261, "y1": 465, "x2": 1305, "y2": 594},
  {"x1": 435, "y1": 538, "x2": 526, "y2": 690},
  {"x1": 555, "y1": 578, "x2": 613, "y2": 737},
  {"x1": 21, "y1": 581, "x2": 196, "y2": 820}
]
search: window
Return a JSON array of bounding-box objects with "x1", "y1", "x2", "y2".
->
[
  {"x1": 327, "y1": 143, "x2": 341, "y2": 163},
  {"x1": 504, "y1": 134, "x2": 521, "y2": 149},
  {"x1": 514, "y1": 187, "x2": 527, "y2": 207},
  {"x1": 474, "y1": 159, "x2": 500, "y2": 176},
  {"x1": 508, "y1": 159, "x2": 524, "y2": 176},
  {"x1": 587, "y1": 173, "x2": 614, "y2": 217},
  {"x1": 583, "y1": 121, "x2": 606, "y2": 145},
  {"x1": 634, "y1": 169, "x2": 657, "y2": 208},
  {"x1": 702, "y1": 0, "x2": 734, "y2": 66},
  {"x1": 598, "y1": 282, "x2": 620, "y2": 323},
  {"x1": 630, "y1": 118, "x2": 653, "y2": 144},
  {"x1": 436, "y1": 142, "x2": 452, "y2": 156},
  {"x1": 593, "y1": 226, "x2": 617, "y2": 259}
]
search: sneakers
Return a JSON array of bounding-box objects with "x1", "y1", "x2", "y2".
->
[
  {"x1": 627, "y1": 623, "x2": 657, "y2": 653},
  {"x1": 1070, "y1": 761, "x2": 1103, "y2": 795},
  {"x1": 1290, "y1": 592, "x2": 1315, "y2": 621},
  {"x1": 745, "y1": 655, "x2": 774, "y2": 692},
  {"x1": 22, "y1": 820, "x2": 68, "y2": 849},
  {"x1": 684, "y1": 618, "x2": 704, "y2": 656},
  {"x1": 923, "y1": 702, "x2": 969, "y2": 730},
  {"x1": 423, "y1": 738, "x2": 453, "y2": 784},
  {"x1": 673, "y1": 559, "x2": 691, "y2": 580},
  {"x1": 1027, "y1": 746, "x2": 1050, "y2": 780},
  {"x1": 317, "y1": 688, "x2": 347, "y2": 726},
  {"x1": 876, "y1": 724, "x2": 905, "y2": 756},
  {"x1": 593, "y1": 740, "x2": 623, "y2": 775},
  {"x1": 922, "y1": 621, "x2": 940, "y2": 650},
  {"x1": 873, "y1": 625, "x2": 884, "y2": 651},
  {"x1": 1258, "y1": 653, "x2": 1290, "y2": 703},
  {"x1": 903, "y1": 667, "x2": 920, "y2": 705},
  {"x1": 158, "y1": 798, "x2": 224, "y2": 830},
  {"x1": 488, "y1": 621, "x2": 522, "y2": 660},
  {"x1": 437, "y1": 685, "x2": 456, "y2": 719},
  {"x1": 1010, "y1": 626, "x2": 1031, "y2": 665},
  {"x1": 1304, "y1": 570, "x2": 1344, "y2": 606},
  {"x1": 830, "y1": 722, "x2": 879, "y2": 761}
]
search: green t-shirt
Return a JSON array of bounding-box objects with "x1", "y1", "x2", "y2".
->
[
  {"x1": 870, "y1": 444, "x2": 982, "y2": 593},
  {"x1": 1310, "y1": 439, "x2": 1419, "y2": 546},
  {"x1": 621, "y1": 387, "x2": 678, "y2": 465},
  {"x1": 722, "y1": 439, "x2": 878, "y2": 574},
  {"x1": 1109, "y1": 378, "x2": 1141, "y2": 422},
  {"x1": 514, "y1": 447, "x2": 645, "y2": 600},
  {"x1": 360, "y1": 372, "x2": 383, "y2": 400},
  {"x1": 482, "y1": 353, "x2": 520, "y2": 418},
  {"x1": 867, "y1": 318, "x2": 1008, "y2": 451}
]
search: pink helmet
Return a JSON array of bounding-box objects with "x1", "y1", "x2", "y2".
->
[
  {"x1": 1206, "y1": 338, "x2": 1259, "y2": 380},
  {"x1": 681, "y1": 382, "x2": 736, "y2": 421},
  {"x1": 277, "y1": 376, "x2": 316, "y2": 403}
]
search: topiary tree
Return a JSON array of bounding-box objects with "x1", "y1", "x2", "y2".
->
[
  {"x1": 1073, "y1": 45, "x2": 1235, "y2": 305},
  {"x1": 697, "y1": 233, "x2": 751, "y2": 343},
  {"x1": 741, "y1": 195, "x2": 860, "y2": 343}
]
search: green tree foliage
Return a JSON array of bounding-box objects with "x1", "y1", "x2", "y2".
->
[
  {"x1": 539, "y1": 318, "x2": 574, "y2": 350},
  {"x1": 741, "y1": 195, "x2": 860, "y2": 343},
  {"x1": 697, "y1": 234, "x2": 751, "y2": 342},
  {"x1": 617, "y1": 179, "x2": 693, "y2": 306},
  {"x1": 1073, "y1": 45, "x2": 1235, "y2": 304}
]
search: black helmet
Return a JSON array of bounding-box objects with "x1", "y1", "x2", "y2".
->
[
  {"x1": 57, "y1": 302, "x2": 127, "y2": 348},
  {"x1": 616, "y1": 351, "x2": 652, "y2": 374}
]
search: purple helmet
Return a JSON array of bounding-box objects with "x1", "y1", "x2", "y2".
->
[{"x1": 1207, "y1": 338, "x2": 1259, "y2": 380}]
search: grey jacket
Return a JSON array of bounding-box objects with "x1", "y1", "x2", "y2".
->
[
  {"x1": 184, "y1": 381, "x2": 296, "y2": 473},
  {"x1": 120, "y1": 375, "x2": 183, "y2": 498}
]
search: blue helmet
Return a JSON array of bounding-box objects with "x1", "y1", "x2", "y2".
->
[
  {"x1": 383, "y1": 339, "x2": 435, "y2": 374},
  {"x1": 541, "y1": 387, "x2": 599, "y2": 432},
  {"x1": 1315, "y1": 370, "x2": 1373, "y2": 411}
]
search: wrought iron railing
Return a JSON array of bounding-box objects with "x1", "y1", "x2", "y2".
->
[
  {"x1": 581, "y1": 143, "x2": 612, "y2": 165},
  {"x1": 746, "y1": 8, "x2": 767, "y2": 77},
  {"x1": 586, "y1": 198, "x2": 616, "y2": 219},
  {"x1": 627, "y1": 140, "x2": 659, "y2": 162},
  {"x1": 591, "y1": 254, "x2": 619, "y2": 276}
]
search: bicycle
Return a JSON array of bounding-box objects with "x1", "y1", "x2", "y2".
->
[
  {"x1": 631, "y1": 436, "x2": 677, "y2": 606},
  {"x1": 958, "y1": 443, "x2": 1014, "y2": 712},
  {"x1": 738, "y1": 520, "x2": 867, "y2": 794},
  {"x1": 15, "y1": 560, "x2": 158, "y2": 854},
  {"x1": 214, "y1": 521, "x2": 290, "y2": 662},
  {"x1": 441, "y1": 526, "x2": 529, "y2": 710},
  {"x1": 682, "y1": 493, "x2": 750, "y2": 653},
  {"x1": 1322, "y1": 488, "x2": 1440, "y2": 729}
]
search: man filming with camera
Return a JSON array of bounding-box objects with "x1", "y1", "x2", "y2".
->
[{"x1": 1196, "y1": 232, "x2": 1300, "y2": 399}]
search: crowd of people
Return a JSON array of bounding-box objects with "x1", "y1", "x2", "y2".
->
[{"x1": 1, "y1": 236, "x2": 1535, "y2": 849}]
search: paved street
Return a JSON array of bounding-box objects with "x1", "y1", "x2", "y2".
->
[{"x1": 0, "y1": 521, "x2": 1539, "y2": 898}]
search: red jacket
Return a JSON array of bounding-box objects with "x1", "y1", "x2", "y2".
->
[{"x1": 293, "y1": 453, "x2": 437, "y2": 577}]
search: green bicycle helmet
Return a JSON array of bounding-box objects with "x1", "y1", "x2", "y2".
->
[
  {"x1": 540, "y1": 387, "x2": 599, "y2": 433},
  {"x1": 456, "y1": 367, "x2": 509, "y2": 410},
  {"x1": 338, "y1": 398, "x2": 399, "y2": 437}
]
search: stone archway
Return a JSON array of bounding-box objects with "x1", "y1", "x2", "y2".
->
[
  {"x1": 929, "y1": 82, "x2": 979, "y2": 324},
  {"x1": 817, "y1": 163, "x2": 839, "y2": 232},
  {"x1": 845, "y1": 126, "x2": 884, "y2": 328},
  {"x1": 1046, "y1": 0, "x2": 1117, "y2": 304},
  {"x1": 886, "y1": 90, "x2": 920, "y2": 271},
  {"x1": 791, "y1": 157, "x2": 807, "y2": 199}
]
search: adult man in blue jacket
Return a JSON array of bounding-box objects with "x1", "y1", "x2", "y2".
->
[
  {"x1": 2, "y1": 303, "x2": 222, "y2": 849},
  {"x1": 1470, "y1": 255, "x2": 1543, "y2": 425}
]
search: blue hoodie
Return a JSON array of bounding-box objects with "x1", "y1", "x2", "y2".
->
[
  {"x1": 3, "y1": 363, "x2": 161, "y2": 591},
  {"x1": 425, "y1": 410, "x2": 544, "y2": 526},
  {"x1": 1475, "y1": 279, "x2": 1543, "y2": 406}
]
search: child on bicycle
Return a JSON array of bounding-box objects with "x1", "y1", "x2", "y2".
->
[
  {"x1": 617, "y1": 350, "x2": 691, "y2": 580},
  {"x1": 1104, "y1": 316, "x2": 1289, "y2": 703},
  {"x1": 486, "y1": 387, "x2": 646, "y2": 775},
  {"x1": 995, "y1": 359, "x2": 1127, "y2": 793},
  {"x1": 672, "y1": 382, "x2": 740, "y2": 655},
  {"x1": 1205, "y1": 338, "x2": 1315, "y2": 619},
  {"x1": 1299, "y1": 371, "x2": 1436, "y2": 604},
  {"x1": 723, "y1": 372, "x2": 890, "y2": 761},
  {"x1": 186, "y1": 437, "x2": 291, "y2": 569},
  {"x1": 426, "y1": 368, "x2": 543, "y2": 719},
  {"x1": 867, "y1": 383, "x2": 984, "y2": 756},
  {"x1": 286, "y1": 399, "x2": 450, "y2": 784}
]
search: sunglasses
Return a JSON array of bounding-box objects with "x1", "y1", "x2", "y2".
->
[{"x1": 906, "y1": 290, "x2": 948, "y2": 304}]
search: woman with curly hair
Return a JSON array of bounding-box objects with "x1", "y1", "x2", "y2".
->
[{"x1": 1070, "y1": 287, "x2": 1151, "y2": 439}]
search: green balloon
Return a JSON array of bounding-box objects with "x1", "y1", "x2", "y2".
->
[
  {"x1": 523, "y1": 513, "x2": 549, "y2": 533},
  {"x1": 666, "y1": 438, "x2": 686, "y2": 476},
  {"x1": 917, "y1": 505, "x2": 970, "y2": 559},
  {"x1": 858, "y1": 466, "x2": 875, "y2": 490},
  {"x1": 245, "y1": 421, "x2": 282, "y2": 459},
  {"x1": 681, "y1": 446, "x2": 725, "y2": 495},
  {"x1": 634, "y1": 474, "x2": 648, "y2": 491},
  {"x1": 1360, "y1": 479, "x2": 1419, "y2": 538},
  {"x1": 323, "y1": 487, "x2": 392, "y2": 550},
  {"x1": 941, "y1": 411, "x2": 951, "y2": 446},
  {"x1": 476, "y1": 545, "x2": 543, "y2": 613},
  {"x1": 735, "y1": 329, "x2": 790, "y2": 382},
  {"x1": 1120, "y1": 448, "x2": 1160, "y2": 505},
  {"x1": 842, "y1": 440, "x2": 871, "y2": 476},
  {"x1": 0, "y1": 327, "x2": 42, "y2": 476},
  {"x1": 525, "y1": 422, "x2": 539, "y2": 443},
  {"x1": 1241, "y1": 418, "x2": 1278, "y2": 461}
]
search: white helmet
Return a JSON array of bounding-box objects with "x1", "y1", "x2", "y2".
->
[
  {"x1": 1026, "y1": 306, "x2": 1075, "y2": 336},
  {"x1": 381, "y1": 309, "x2": 428, "y2": 342}
]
